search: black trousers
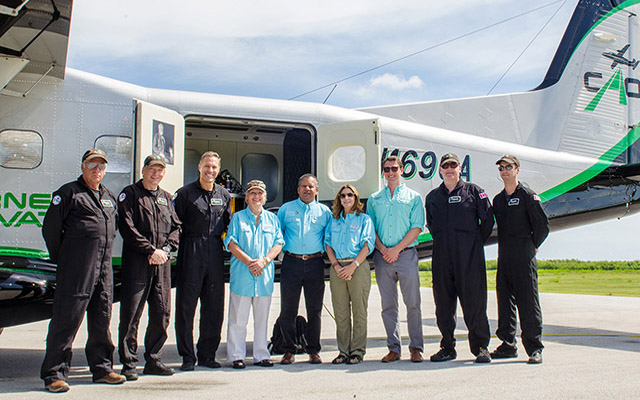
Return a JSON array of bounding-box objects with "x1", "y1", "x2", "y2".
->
[
  {"x1": 41, "y1": 267, "x2": 115, "y2": 385},
  {"x1": 118, "y1": 261, "x2": 171, "y2": 369},
  {"x1": 175, "y1": 247, "x2": 225, "y2": 363},
  {"x1": 432, "y1": 235, "x2": 491, "y2": 356},
  {"x1": 278, "y1": 255, "x2": 325, "y2": 354},
  {"x1": 496, "y1": 237, "x2": 544, "y2": 356}
]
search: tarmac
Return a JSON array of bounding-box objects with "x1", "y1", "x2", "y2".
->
[{"x1": 0, "y1": 284, "x2": 638, "y2": 399}]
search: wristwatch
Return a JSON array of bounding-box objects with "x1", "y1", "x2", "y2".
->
[{"x1": 162, "y1": 246, "x2": 171, "y2": 253}]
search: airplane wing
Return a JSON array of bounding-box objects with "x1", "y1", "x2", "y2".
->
[
  {"x1": 0, "y1": 0, "x2": 72, "y2": 83},
  {"x1": 617, "y1": 43, "x2": 630, "y2": 55}
]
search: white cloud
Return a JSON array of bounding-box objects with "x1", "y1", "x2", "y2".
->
[{"x1": 368, "y1": 73, "x2": 424, "y2": 90}]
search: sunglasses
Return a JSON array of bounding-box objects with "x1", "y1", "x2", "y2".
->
[
  {"x1": 440, "y1": 162, "x2": 458, "y2": 169},
  {"x1": 498, "y1": 165, "x2": 515, "y2": 171},
  {"x1": 383, "y1": 166, "x2": 399, "y2": 173},
  {"x1": 85, "y1": 162, "x2": 106, "y2": 170},
  {"x1": 340, "y1": 193, "x2": 355, "y2": 198}
]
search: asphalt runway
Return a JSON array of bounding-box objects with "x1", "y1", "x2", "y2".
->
[{"x1": 1, "y1": 284, "x2": 639, "y2": 399}]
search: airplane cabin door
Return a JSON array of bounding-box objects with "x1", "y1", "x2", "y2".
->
[
  {"x1": 134, "y1": 100, "x2": 185, "y2": 193},
  {"x1": 317, "y1": 119, "x2": 381, "y2": 201}
]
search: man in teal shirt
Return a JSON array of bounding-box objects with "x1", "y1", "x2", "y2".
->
[
  {"x1": 277, "y1": 174, "x2": 332, "y2": 364},
  {"x1": 367, "y1": 155, "x2": 425, "y2": 363}
]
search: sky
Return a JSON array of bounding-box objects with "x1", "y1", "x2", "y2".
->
[{"x1": 65, "y1": 0, "x2": 639, "y2": 261}]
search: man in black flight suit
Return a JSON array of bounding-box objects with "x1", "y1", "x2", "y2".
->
[
  {"x1": 491, "y1": 155, "x2": 549, "y2": 364},
  {"x1": 40, "y1": 149, "x2": 125, "y2": 392},
  {"x1": 174, "y1": 151, "x2": 231, "y2": 371},
  {"x1": 425, "y1": 153, "x2": 494, "y2": 363},
  {"x1": 117, "y1": 154, "x2": 180, "y2": 380}
]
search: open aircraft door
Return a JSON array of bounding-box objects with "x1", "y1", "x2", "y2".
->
[
  {"x1": 134, "y1": 100, "x2": 185, "y2": 193},
  {"x1": 317, "y1": 119, "x2": 382, "y2": 201}
]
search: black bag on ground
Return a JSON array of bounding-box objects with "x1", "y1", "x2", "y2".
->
[{"x1": 268, "y1": 315, "x2": 308, "y2": 355}]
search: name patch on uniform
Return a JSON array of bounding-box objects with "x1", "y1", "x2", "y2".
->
[
  {"x1": 101, "y1": 199, "x2": 114, "y2": 208},
  {"x1": 210, "y1": 198, "x2": 223, "y2": 206},
  {"x1": 508, "y1": 198, "x2": 520, "y2": 206},
  {"x1": 118, "y1": 193, "x2": 126, "y2": 202},
  {"x1": 479, "y1": 192, "x2": 488, "y2": 199},
  {"x1": 157, "y1": 197, "x2": 168, "y2": 206},
  {"x1": 448, "y1": 196, "x2": 462, "y2": 204},
  {"x1": 52, "y1": 195, "x2": 62, "y2": 205},
  {"x1": 350, "y1": 224, "x2": 359, "y2": 229}
]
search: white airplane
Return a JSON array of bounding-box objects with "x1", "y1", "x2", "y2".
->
[{"x1": 0, "y1": 0, "x2": 638, "y2": 329}]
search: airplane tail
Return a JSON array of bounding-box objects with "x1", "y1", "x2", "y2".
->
[{"x1": 360, "y1": 0, "x2": 640, "y2": 166}]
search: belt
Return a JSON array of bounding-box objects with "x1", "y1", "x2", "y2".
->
[
  {"x1": 337, "y1": 258, "x2": 355, "y2": 263},
  {"x1": 285, "y1": 251, "x2": 323, "y2": 260}
]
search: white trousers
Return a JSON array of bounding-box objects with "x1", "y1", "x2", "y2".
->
[{"x1": 226, "y1": 292, "x2": 272, "y2": 362}]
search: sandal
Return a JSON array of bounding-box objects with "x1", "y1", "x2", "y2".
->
[
  {"x1": 331, "y1": 354, "x2": 348, "y2": 364},
  {"x1": 347, "y1": 354, "x2": 363, "y2": 364}
]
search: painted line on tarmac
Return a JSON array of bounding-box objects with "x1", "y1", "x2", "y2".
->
[{"x1": 369, "y1": 333, "x2": 640, "y2": 341}]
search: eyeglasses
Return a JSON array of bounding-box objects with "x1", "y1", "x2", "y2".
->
[
  {"x1": 85, "y1": 162, "x2": 106, "y2": 170},
  {"x1": 383, "y1": 166, "x2": 399, "y2": 173},
  {"x1": 440, "y1": 163, "x2": 458, "y2": 169},
  {"x1": 498, "y1": 165, "x2": 515, "y2": 171},
  {"x1": 340, "y1": 193, "x2": 355, "y2": 198}
]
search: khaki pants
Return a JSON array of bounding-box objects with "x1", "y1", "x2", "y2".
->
[{"x1": 329, "y1": 259, "x2": 371, "y2": 357}]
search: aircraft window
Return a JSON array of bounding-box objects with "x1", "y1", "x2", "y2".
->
[
  {"x1": 0, "y1": 129, "x2": 43, "y2": 169},
  {"x1": 329, "y1": 145, "x2": 365, "y2": 182},
  {"x1": 95, "y1": 135, "x2": 132, "y2": 173}
]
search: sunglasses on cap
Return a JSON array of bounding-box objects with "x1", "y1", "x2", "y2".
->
[
  {"x1": 340, "y1": 192, "x2": 355, "y2": 198},
  {"x1": 85, "y1": 161, "x2": 106, "y2": 170},
  {"x1": 440, "y1": 162, "x2": 458, "y2": 169},
  {"x1": 498, "y1": 165, "x2": 515, "y2": 171},
  {"x1": 383, "y1": 166, "x2": 399, "y2": 173}
]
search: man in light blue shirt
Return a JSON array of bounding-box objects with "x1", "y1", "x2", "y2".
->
[
  {"x1": 277, "y1": 174, "x2": 332, "y2": 365},
  {"x1": 224, "y1": 180, "x2": 284, "y2": 368},
  {"x1": 367, "y1": 155, "x2": 425, "y2": 363}
]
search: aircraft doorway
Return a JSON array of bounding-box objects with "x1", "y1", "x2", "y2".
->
[{"x1": 183, "y1": 116, "x2": 314, "y2": 209}]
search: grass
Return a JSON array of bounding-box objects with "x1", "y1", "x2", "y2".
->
[{"x1": 371, "y1": 259, "x2": 640, "y2": 297}]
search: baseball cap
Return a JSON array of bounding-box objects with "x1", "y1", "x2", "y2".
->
[
  {"x1": 495, "y1": 154, "x2": 520, "y2": 167},
  {"x1": 245, "y1": 179, "x2": 267, "y2": 193},
  {"x1": 440, "y1": 153, "x2": 460, "y2": 167},
  {"x1": 144, "y1": 154, "x2": 167, "y2": 167},
  {"x1": 82, "y1": 148, "x2": 108, "y2": 163}
]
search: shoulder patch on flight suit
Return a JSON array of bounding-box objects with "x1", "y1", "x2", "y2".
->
[
  {"x1": 508, "y1": 198, "x2": 520, "y2": 206},
  {"x1": 210, "y1": 198, "x2": 223, "y2": 206},
  {"x1": 533, "y1": 194, "x2": 541, "y2": 202},
  {"x1": 52, "y1": 195, "x2": 62, "y2": 205},
  {"x1": 448, "y1": 195, "x2": 462, "y2": 203},
  {"x1": 479, "y1": 192, "x2": 488, "y2": 199},
  {"x1": 119, "y1": 192, "x2": 126, "y2": 202},
  {"x1": 101, "y1": 199, "x2": 114, "y2": 208},
  {"x1": 157, "y1": 197, "x2": 168, "y2": 206}
]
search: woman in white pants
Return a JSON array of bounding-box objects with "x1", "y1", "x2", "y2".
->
[{"x1": 224, "y1": 180, "x2": 284, "y2": 369}]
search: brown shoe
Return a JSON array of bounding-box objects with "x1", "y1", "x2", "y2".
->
[
  {"x1": 93, "y1": 372, "x2": 126, "y2": 385},
  {"x1": 381, "y1": 351, "x2": 401, "y2": 363},
  {"x1": 410, "y1": 348, "x2": 423, "y2": 363},
  {"x1": 309, "y1": 353, "x2": 322, "y2": 364},
  {"x1": 281, "y1": 352, "x2": 295, "y2": 365},
  {"x1": 45, "y1": 380, "x2": 70, "y2": 393}
]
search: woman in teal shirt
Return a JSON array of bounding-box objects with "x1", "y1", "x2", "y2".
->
[
  {"x1": 325, "y1": 184, "x2": 375, "y2": 364},
  {"x1": 224, "y1": 180, "x2": 284, "y2": 369}
]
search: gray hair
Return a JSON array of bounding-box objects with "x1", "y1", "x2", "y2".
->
[{"x1": 298, "y1": 173, "x2": 318, "y2": 187}]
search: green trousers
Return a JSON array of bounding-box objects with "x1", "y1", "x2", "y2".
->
[{"x1": 329, "y1": 259, "x2": 371, "y2": 357}]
